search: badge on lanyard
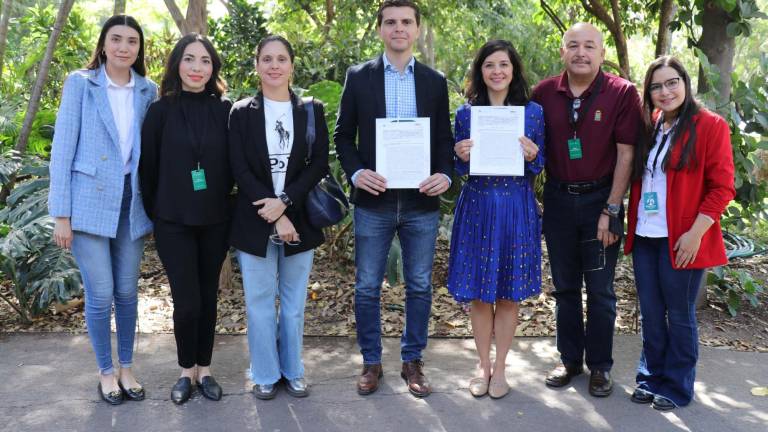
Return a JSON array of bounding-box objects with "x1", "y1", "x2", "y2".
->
[
  {"x1": 643, "y1": 191, "x2": 659, "y2": 213},
  {"x1": 568, "y1": 138, "x2": 583, "y2": 160},
  {"x1": 191, "y1": 163, "x2": 207, "y2": 191}
]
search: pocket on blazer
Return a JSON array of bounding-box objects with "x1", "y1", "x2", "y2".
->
[{"x1": 72, "y1": 161, "x2": 97, "y2": 177}]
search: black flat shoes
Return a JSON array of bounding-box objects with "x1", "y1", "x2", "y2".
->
[
  {"x1": 630, "y1": 387, "x2": 654, "y2": 404},
  {"x1": 118, "y1": 380, "x2": 146, "y2": 401},
  {"x1": 652, "y1": 395, "x2": 677, "y2": 411},
  {"x1": 98, "y1": 382, "x2": 124, "y2": 405},
  {"x1": 171, "y1": 377, "x2": 193, "y2": 405},
  {"x1": 197, "y1": 376, "x2": 223, "y2": 401}
]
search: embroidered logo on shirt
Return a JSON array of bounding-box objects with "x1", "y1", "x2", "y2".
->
[{"x1": 594, "y1": 110, "x2": 602, "y2": 122}]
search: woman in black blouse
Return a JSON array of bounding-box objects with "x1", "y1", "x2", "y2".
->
[{"x1": 139, "y1": 33, "x2": 232, "y2": 405}]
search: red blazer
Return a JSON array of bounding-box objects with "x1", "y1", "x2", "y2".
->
[{"x1": 624, "y1": 109, "x2": 735, "y2": 269}]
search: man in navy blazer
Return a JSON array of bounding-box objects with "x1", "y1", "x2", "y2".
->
[{"x1": 334, "y1": 0, "x2": 454, "y2": 398}]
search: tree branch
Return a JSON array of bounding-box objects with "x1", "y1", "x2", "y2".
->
[
  {"x1": 164, "y1": 0, "x2": 186, "y2": 34},
  {"x1": 655, "y1": 0, "x2": 676, "y2": 57},
  {"x1": 539, "y1": 0, "x2": 566, "y2": 34},
  {"x1": 298, "y1": 0, "x2": 322, "y2": 28},
  {"x1": 219, "y1": 0, "x2": 233, "y2": 15}
]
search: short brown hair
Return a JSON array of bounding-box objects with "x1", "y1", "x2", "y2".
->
[{"x1": 376, "y1": 0, "x2": 420, "y2": 27}]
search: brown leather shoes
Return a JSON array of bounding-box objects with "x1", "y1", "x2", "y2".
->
[
  {"x1": 357, "y1": 364, "x2": 383, "y2": 395},
  {"x1": 545, "y1": 364, "x2": 583, "y2": 387},
  {"x1": 401, "y1": 360, "x2": 431, "y2": 398}
]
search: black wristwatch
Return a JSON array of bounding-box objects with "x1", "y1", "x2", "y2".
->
[
  {"x1": 278, "y1": 192, "x2": 293, "y2": 207},
  {"x1": 604, "y1": 203, "x2": 621, "y2": 217}
]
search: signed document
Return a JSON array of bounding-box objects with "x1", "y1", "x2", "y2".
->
[
  {"x1": 375, "y1": 118, "x2": 431, "y2": 188},
  {"x1": 469, "y1": 106, "x2": 525, "y2": 176}
]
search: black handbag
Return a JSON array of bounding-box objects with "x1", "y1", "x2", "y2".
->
[{"x1": 302, "y1": 97, "x2": 350, "y2": 228}]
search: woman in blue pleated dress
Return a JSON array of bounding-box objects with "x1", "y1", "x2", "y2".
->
[{"x1": 447, "y1": 39, "x2": 545, "y2": 399}]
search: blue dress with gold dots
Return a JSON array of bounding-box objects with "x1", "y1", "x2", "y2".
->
[{"x1": 447, "y1": 102, "x2": 545, "y2": 303}]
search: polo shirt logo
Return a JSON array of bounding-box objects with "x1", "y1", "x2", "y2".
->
[{"x1": 594, "y1": 110, "x2": 602, "y2": 122}]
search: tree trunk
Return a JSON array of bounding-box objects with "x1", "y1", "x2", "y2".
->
[
  {"x1": 113, "y1": 0, "x2": 127, "y2": 15},
  {"x1": 416, "y1": 24, "x2": 435, "y2": 69},
  {"x1": 655, "y1": 0, "x2": 676, "y2": 58},
  {"x1": 15, "y1": 0, "x2": 74, "y2": 154},
  {"x1": 164, "y1": 0, "x2": 207, "y2": 35},
  {"x1": 0, "y1": 0, "x2": 13, "y2": 87},
  {"x1": 697, "y1": 1, "x2": 735, "y2": 111},
  {"x1": 579, "y1": 0, "x2": 631, "y2": 81}
]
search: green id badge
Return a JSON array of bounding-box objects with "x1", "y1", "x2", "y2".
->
[
  {"x1": 568, "y1": 138, "x2": 583, "y2": 159},
  {"x1": 643, "y1": 191, "x2": 659, "y2": 213},
  {"x1": 191, "y1": 168, "x2": 207, "y2": 191}
]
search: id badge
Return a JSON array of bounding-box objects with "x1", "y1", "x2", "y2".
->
[
  {"x1": 568, "y1": 138, "x2": 583, "y2": 160},
  {"x1": 643, "y1": 191, "x2": 659, "y2": 213},
  {"x1": 191, "y1": 168, "x2": 207, "y2": 191}
]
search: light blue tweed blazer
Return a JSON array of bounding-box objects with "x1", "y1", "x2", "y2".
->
[{"x1": 48, "y1": 66, "x2": 157, "y2": 240}]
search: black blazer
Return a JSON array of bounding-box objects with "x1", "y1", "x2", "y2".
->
[
  {"x1": 333, "y1": 55, "x2": 454, "y2": 211},
  {"x1": 228, "y1": 93, "x2": 329, "y2": 257}
]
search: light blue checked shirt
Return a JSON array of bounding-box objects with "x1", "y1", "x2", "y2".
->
[
  {"x1": 352, "y1": 54, "x2": 450, "y2": 187},
  {"x1": 383, "y1": 54, "x2": 417, "y2": 118}
]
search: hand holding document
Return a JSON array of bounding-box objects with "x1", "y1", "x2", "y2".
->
[
  {"x1": 375, "y1": 118, "x2": 431, "y2": 189},
  {"x1": 469, "y1": 106, "x2": 525, "y2": 176}
]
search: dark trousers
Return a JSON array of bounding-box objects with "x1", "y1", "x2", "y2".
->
[
  {"x1": 543, "y1": 182, "x2": 620, "y2": 371},
  {"x1": 632, "y1": 235, "x2": 703, "y2": 406},
  {"x1": 154, "y1": 219, "x2": 229, "y2": 368}
]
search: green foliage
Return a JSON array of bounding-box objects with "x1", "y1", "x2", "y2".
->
[
  {"x1": 208, "y1": 0, "x2": 268, "y2": 100},
  {"x1": 707, "y1": 266, "x2": 765, "y2": 316},
  {"x1": 673, "y1": 0, "x2": 767, "y2": 47},
  {"x1": 143, "y1": 23, "x2": 178, "y2": 85},
  {"x1": 0, "y1": 151, "x2": 81, "y2": 322}
]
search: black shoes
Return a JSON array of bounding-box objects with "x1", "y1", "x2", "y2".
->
[
  {"x1": 588, "y1": 370, "x2": 613, "y2": 397},
  {"x1": 197, "y1": 376, "x2": 223, "y2": 401},
  {"x1": 545, "y1": 364, "x2": 584, "y2": 387},
  {"x1": 630, "y1": 387, "x2": 654, "y2": 404},
  {"x1": 118, "y1": 380, "x2": 145, "y2": 401},
  {"x1": 98, "y1": 382, "x2": 124, "y2": 405},
  {"x1": 171, "y1": 377, "x2": 193, "y2": 405},
  {"x1": 252, "y1": 383, "x2": 278, "y2": 400},
  {"x1": 652, "y1": 395, "x2": 677, "y2": 411},
  {"x1": 284, "y1": 378, "x2": 309, "y2": 398}
]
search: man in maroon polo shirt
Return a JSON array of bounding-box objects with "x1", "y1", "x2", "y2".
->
[{"x1": 532, "y1": 22, "x2": 641, "y2": 397}]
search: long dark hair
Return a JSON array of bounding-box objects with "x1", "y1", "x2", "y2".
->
[
  {"x1": 254, "y1": 35, "x2": 295, "y2": 63},
  {"x1": 632, "y1": 55, "x2": 700, "y2": 180},
  {"x1": 86, "y1": 15, "x2": 146, "y2": 77},
  {"x1": 465, "y1": 39, "x2": 530, "y2": 106},
  {"x1": 160, "y1": 33, "x2": 227, "y2": 98}
]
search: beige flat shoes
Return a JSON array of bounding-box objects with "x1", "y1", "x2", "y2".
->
[
  {"x1": 488, "y1": 374, "x2": 510, "y2": 399},
  {"x1": 468, "y1": 376, "x2": 489, "y2": 397}
]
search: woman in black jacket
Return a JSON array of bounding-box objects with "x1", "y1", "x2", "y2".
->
[
  {"x1": 228, "y1": 35, "x2": 329, "y2": 400},
  {"x1": 139, "y1": 33, "x2": 232, "y2": 404}
]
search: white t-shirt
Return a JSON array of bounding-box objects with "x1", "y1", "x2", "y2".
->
[
  {"x1": 264, "y1": 97, "x2": 294, "y2": 195},
  {"x1": 105, "y1": 71, "x2": 135, "y2": 175},
  {"x1": 636, "y1": 120, "x2": 675, "y2": 238}
]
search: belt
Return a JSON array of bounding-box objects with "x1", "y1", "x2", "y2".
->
[{"x1": 548, "y1": 176, "x2": 612, "y2": 195}]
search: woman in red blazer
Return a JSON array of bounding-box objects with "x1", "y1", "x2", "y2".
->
[{"x1": 624, "y1": 56, "x2": 735, "y2": 411}]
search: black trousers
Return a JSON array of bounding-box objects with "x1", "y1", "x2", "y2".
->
[{"x1": 154, "y1": 219, "x2": 229, "y2": 368}]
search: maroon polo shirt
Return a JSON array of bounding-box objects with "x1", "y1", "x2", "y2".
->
[{"x1": 532, "y1": 70, "x2": 641, "y2": 182}]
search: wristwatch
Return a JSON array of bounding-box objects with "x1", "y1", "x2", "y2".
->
[
  {"x1": 278, "y1": 192, "x2": 293, "y2": 207},
  {"x1": 604, "y1": 203, "x2": 620, "y2": 217}
]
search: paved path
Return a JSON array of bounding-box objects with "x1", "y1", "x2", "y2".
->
[{"x1": 0, "y1": 333, "x2": 766, "y2": 431}]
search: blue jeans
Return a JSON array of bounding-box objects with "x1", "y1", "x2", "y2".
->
[
  {"x1": 543, "y1": 182, "x2": 620, "y2": 371},
  {"x1": 353, "y1": 205, "x2": 440, "y2": 364},
  {"x1": 632, "y1": 236, "x2": 703, "y2": 407},
  {"x1": 71, "y1": 176, "x2": 144, "y2": 375},
  {"x1": 237, "y1": 245, "x2": 314, "y2": 385}
]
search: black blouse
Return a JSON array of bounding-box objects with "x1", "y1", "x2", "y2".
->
[{"x1": 140, "y1": 91, "x2": 233, "y2": 226}]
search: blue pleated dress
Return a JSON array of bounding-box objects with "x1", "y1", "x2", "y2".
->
[{"x1": 447, "y1": 102, "x2": 545, "y2": 303}]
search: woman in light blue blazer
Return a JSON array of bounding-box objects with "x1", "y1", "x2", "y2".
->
[{"x1": 48, "y1": 15, "x2": 157, "y2": 405}]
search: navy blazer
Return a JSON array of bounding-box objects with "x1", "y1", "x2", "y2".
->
[
  {"x1": 228, "y1": 93, "x2": 329, "y2": 257},
  {"x1": 48, "y1": 66, "x2": 157, "y2": 240},
  {"x1": 333, "y1": 55, "x2": 454, "y2": 211}
]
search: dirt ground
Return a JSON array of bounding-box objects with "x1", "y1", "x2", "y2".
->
[{"x1": 1, "y1": 239, "x2": 767, "y2": 353}]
